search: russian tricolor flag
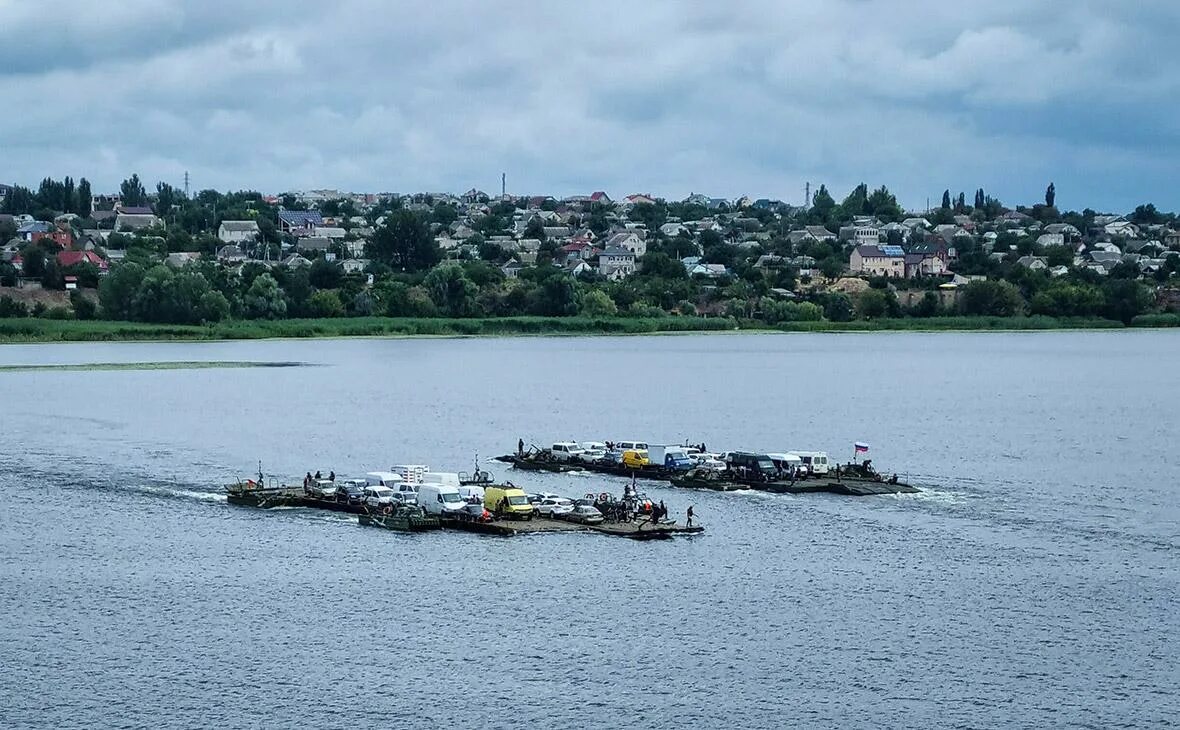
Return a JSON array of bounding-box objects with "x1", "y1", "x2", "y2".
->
[{"x1": 854, "y1": 442, "x2": 870, "y2": 453}]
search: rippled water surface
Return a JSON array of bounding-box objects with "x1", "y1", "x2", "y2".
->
[{"x1": 1, "y1": 332, "x2": 1178, "y2": 729}]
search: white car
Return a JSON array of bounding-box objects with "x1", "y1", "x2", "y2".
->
[
  {"x1": 310, "y1": 479, "x2": 338, "y2": 499},
  {"x1": 562, "y1": 500, "x2": 604, "y2": 524},
  {"x1": 364, "y1": 485, "x2": 395, "y2": 508},
  {"x1": 535, "y1": 497, "x2": 574, "y2": 517},
  {"x1": 692, "y1": 456, "x2": 727, "y2": 471}
]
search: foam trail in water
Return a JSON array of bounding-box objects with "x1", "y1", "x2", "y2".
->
[{"x1": 125, "y1": 483, "x2": 228, "y2": 504}]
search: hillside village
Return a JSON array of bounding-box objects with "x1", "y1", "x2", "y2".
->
[{"x1": 1, "y1": 177, "x2": 1178, "y2": 325}]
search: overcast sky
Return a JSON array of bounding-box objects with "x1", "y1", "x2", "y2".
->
[{"x1": 1, "y1": 0, "x2": 1176, "y2": 211}]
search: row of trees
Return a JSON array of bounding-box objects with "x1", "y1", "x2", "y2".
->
[{"x1": 846, "y1": 270, "x2": 1156, "y2": 323}]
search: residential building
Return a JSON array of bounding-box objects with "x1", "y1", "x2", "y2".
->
[
  {"x1": 1104, "y1": 220, "x2": 1140, "y2": 238},
  {"x1": 218, "y1": 220, "x2": 260, "y2": 244},
  {"x1": 840, "y1": 224, "x2": 880, "y2": 247},
  {"x1": 296, "y1": 237, "x2": 332, "y2": 254},
  {"x1": 598, "y1": 246, "x2": 637, "y2": 280},
  {"x1": 165, "y1": 252, "x2": 202, "y2": 268},
  {"x1": 56, "y1": 250, "x2": 109, "y2": 273},
  {"x1": 849, "y1": 244, "x2": 906, "y2": 277},
  {"x1": 501, "y1": 259, "x2": 524, "y2": 279},
  {"x1": 904, "y1": 252, "x2": 948, "y2": 278},
  {"x1": 603, "y1": 231, "x2": 646, "y2": 257},
  {"x1": 216, "y1": 244, "x2": 246, "y2": 264},
  {"x1": 804, "y1": 225, "x2": 836, "y2": 242},
  {"x1": 17, "y1": 221, "x2": 52, "y2": 241},
  {"x1": 114, "y1": 213, "x2": 161, "y2": 232},
  {"x1": 566, "y1": 260, "x2": 593, "y2": 276},
  {"x1": 557, "y1": 241, "x2": 598, "y2": 264},
  {"x1": 313, "y1": 226, "x2": 346, "y2": 239},
  {"x1": 277, "y1": 210, "x2": 323, "y2": 233}
]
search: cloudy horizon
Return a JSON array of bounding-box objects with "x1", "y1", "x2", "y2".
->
[{"x1": 1, "y1": 0, "x2": 1177, "y2": 212}]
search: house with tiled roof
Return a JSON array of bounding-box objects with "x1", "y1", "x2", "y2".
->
[{"x1": 57, "y1": 250, "x2": 109, "y2": 272}]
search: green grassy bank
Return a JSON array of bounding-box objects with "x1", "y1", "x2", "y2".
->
[
  {"x1": 0, "y1": 315, "x2": 737, "y2": 342},
  {"x1": 773, "y1": 316, "x2": 1132, "y2": 332},
  {"x1": 0, "y1": 313, "x2": 1174, "y2": 343}
]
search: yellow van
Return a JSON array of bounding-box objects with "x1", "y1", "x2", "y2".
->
[
  {"x1": 622, "y1": 450, "x2": 650, "y2": 469},
  {"x1": 485, "y1": 485, "x2": 534, "y2": 520}
]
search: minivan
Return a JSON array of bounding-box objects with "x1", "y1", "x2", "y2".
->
[
  {"x1": 366, "y1": 472, "x2": 417, "y2": 504},
  {"x1": 484, "y1": 485, "x2": 534, "y2": 519},
  {"x1": 550, "y1": 442, "x2": 585, "y2": 462},
  {"x1": 725, "y1": 452, "x2": 778, "y2": 479},
  {"x1": 789, "y1": 451, "x2": 829, "y2": 475},
  {"x1": 766, "y1": 453, "x2": 804, "y2": 478},
  {"x1": 418, "y1": 483, "x2": 468, "y2": 516}
]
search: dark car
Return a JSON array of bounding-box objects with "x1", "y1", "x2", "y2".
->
[{"x1": 335, "y1": 480, "x2": 367, "y2": 505}]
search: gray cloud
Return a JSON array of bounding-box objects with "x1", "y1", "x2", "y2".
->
[{"x1": 0, "y1": 0, "x2": 1176, "y2": 211}]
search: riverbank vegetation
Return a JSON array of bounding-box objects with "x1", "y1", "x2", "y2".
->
[{"x1": 0, "y1": 312, "x2": 1168, "y2": 344}]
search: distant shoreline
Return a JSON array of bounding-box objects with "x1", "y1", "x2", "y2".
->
[{"x1": 0, "y1": 314, "x2": 1173, "y2": 344}]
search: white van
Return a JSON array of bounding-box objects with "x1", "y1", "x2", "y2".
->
[
  {"x1": 421, "y1": 472, "x2": 461, "y2": 488},
  {"x1": 367, "y1": 471, "x2": 417, "y2": 504},
  {"x1": 458, "y1": 485, "x2": 485, "y2": 502},
  {"x1": 788, "y1": 451, "x2": 829, "y2": 475},
  {"x1": 418, "y1": 483, "x2": 468, "y2": 516},
  {"x1": 613, "y1": 440, "x2": 648, "y2": 452},
  {"x1": 767, "y1": 453, "x2": 804, "y2": 478}
]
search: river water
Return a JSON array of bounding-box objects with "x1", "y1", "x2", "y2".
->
[{"x1": 1, "y1": 332, "x2": 1177, "y2": 729}]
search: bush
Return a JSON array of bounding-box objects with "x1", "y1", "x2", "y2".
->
[
  {"x1": 1131, "y1": 313, "x2": 1180, "y2": 327},
  {"x1": 580, "y1": 289, "x2": 617, "y2": 317},
  {"x1": 40, "y1": 305, "x2": 74, "y2": 320},
  {"x1": 307, "y1": 290, "x2": 345, "y2": 318},
  {"x1": 0, "y1": 296, "x2": 29, "y2": 318},
  {"x1": 626, "y1": 302, "x2": 665, "y2": 318},
  {"x1": 70, "y1": 291, "x2": 98, "y2": 320},
  {"x1": 961, "y1": 280, "x2": 1025, "y2": 317}
]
